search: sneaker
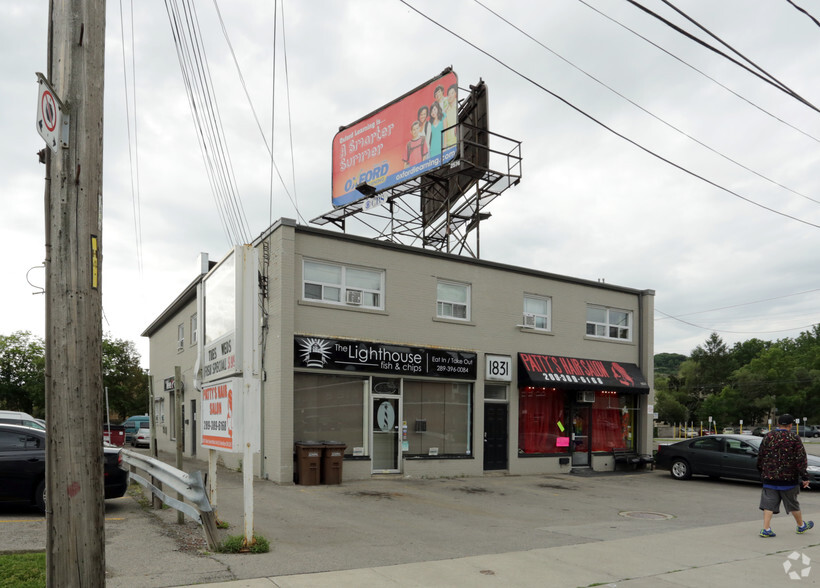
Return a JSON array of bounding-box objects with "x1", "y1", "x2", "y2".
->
[
  {"x1": 760, "y1": 528, "x2": 776, "y2": 538},
  {"x1": 797, "y1": 521, "x2": 814, "y2": 534}
]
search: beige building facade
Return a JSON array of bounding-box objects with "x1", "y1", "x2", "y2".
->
[{"x1": 143, "y1": 218, "x2": 655, "y2": 484}]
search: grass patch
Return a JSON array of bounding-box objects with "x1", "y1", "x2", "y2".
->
[
  {"x1": 218, "y1": 534, "x2": 270, "y2": 554},
  {"x1": 0, "y1": 552, "x2": 46, "y2": 588}
]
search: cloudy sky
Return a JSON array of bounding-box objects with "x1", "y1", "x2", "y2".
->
[{"x1": 3, "y1": 0, "x2": 819, "y2": 368}]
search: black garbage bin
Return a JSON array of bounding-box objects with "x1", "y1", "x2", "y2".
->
[
  {"x1": 321, "y1": 441, "x2": 347, "y2": 485},
  {"x1": 294, "y1": 441, "x2": 323, "y2": 485}
]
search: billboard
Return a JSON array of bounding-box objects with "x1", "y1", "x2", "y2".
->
[{"x1": 332, "y1": 70, "x2": 459, "y2": 208}]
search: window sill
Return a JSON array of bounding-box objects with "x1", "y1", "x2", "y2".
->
[
  {"x1": 298, "y1": 299, "x2": 388, "y2": 315},
  {"x1": 583, "y1": 335, "x2": 635, "y2": 346},
  {"x1": 432, "y1": 317, "x2": 475, "y2": 326},
  {"x1": 518, "y1": 326, "x2": 554, "y2": 336}
]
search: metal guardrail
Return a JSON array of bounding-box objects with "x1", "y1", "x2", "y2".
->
[{"x1": 120, "y1": 448, "x2": 219, "y2": 549}]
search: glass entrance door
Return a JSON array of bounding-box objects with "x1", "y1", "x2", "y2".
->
[
  {"x1": 372, "y1": 396, "x2": 400, "y2": 472},
  {"x1": 571, "y1": 405, "x2": 591, "y2": 467}
]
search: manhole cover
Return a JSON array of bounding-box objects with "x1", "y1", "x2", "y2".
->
[{"x1": 619, "y1": 511, "x2": 674, "y2": 520}]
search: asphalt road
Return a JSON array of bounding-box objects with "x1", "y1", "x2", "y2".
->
[{"x1": 2, "y1": 439, "x2": 820, "y2": 587}]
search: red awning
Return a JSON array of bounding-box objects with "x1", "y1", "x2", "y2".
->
[{"x1": 517, "y1": 353, "x2": 649, "y2": 393}]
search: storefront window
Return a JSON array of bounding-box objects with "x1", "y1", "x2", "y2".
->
[
  {"x1": 590, "y1": 392, "x2": 636, "y2": 451},
  {"x1": 518, "y1": 387, "x2": 566, "y2": 454},
  {"x1": 403, "y1": 381, "x2": 472, "y2": 456},
  {"x1": 294, "y1": 373, "x2": 366, "y2": 455}
]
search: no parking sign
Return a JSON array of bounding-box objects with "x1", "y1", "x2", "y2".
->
[{"x1": 35, "y1": 73, "x2": 68, "y2": 153}]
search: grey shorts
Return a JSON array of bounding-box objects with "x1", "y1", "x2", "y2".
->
[{"x1": 759, "y1": 486, "x2": 801, "y2": 514}]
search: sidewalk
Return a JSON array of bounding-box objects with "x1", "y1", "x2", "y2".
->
[{"x1": 184, "y1": 519, "x2": 819, "y2": 587}]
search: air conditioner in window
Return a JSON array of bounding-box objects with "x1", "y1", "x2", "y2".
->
[
  {"x1": 522, "y1": 313, "x2": 536, "y2": 328},
  {"x1": 346, "y1": 289, "x2": 363, "y2": 305},
  {"x1": 578, "y1": 390, "x2": 596, "y2": 403}
]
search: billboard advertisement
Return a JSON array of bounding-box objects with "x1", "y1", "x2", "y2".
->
[{"x1": 332, "y1": 70, "x2": 459, "y2": 208}]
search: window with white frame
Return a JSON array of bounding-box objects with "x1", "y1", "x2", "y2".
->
[
  {"x1": 523, "y1": 295, "x2": 551, "y2": 330},
  {"x1": 177, "y1": 324, "x2": 184, "y2": 350},
  {"x1": 190, "y1": 314, "x2": 198, "y2": 346},
  {"x1": 586, "y1": 305, "x2": 632, "y2": 341},
  {"x1": 436, "y1": 280, "x2": 470, "y2": 320},
  {"x1": 303, "y1": 260, "x2": 384, "y2": 309}
]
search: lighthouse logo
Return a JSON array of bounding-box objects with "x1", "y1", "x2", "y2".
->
[{"x1": 298, "y1": 337, "x2": 332, "y2": 368}]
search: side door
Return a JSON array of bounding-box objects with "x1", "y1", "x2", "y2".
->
[
  {"x1": 686, "y1": 437, "x2": 724, "y2": 476},
  {"x1": 721, "y1": 437, "x2": 760, "y2": 480},
  {"x1": 0, "y1": 429, "x2": 45, "y2": 502}
]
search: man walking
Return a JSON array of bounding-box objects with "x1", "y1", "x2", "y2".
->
[{"x1": 757, "y1": 413, "x2": 814, "y2": 537}]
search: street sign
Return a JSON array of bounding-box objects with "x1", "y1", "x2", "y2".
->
[{"x1": 35, "y1": 73, "x2": 68, "y2": 153}]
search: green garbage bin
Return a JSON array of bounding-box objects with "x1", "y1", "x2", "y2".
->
[
  {"x1": 321, "y1": 441, "x2": 347, "y2": 485},
  {"x1": 295, "y1": 441, "x2": 323, "y2": 485}
]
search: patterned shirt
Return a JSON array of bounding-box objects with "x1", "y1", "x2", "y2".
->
[{"x1": 756, "y1": 428, "x2": 807, "y2": 485}]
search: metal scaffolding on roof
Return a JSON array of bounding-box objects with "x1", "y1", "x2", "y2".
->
[{"x1": 311, "y1": 124, "x2": 522, "y2": 259}]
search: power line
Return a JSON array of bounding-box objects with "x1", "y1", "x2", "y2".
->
[
  {"x1": 577, "y1": 0, "x2": 820, "y2": 144},
  {"x1": 655, "y1": 308, "x2": 818, "y2": 335},
  {"x1": 164, "y1": 0, "x2": 252, "y2": 246},
  {"x1": 398, "y1": 0, "x2": 820, "y2": 230},
  {"x1": 655, "y1": 287, "x2": 820, "y2": 320},
  {"x1": 626, "y1": 0, "x2": 820, "y2": 114},
  {"x1": 119, "y1": 0, "x2": 143, "y2": 274},
  {"x1": 786, "y1": 0, "x2": 820, "y2": 29},
  {"x1": 211, "y1": 0, "x2": 305, "y2": 225},
  {"x1": 472, "y1": 0, "x2": 820, "y2": 207}
]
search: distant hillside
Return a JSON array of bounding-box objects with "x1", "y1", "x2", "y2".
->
[{"x1": 654, "y1": 352, "x2": 687, "y2": 377}]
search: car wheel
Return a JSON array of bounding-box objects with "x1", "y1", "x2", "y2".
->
[
  {"x1": 35, "y1": 479, "x2": 46, "y2": 513},
  {"x1": 670, "y1": 458, "x2": 692, "y2": 480}
]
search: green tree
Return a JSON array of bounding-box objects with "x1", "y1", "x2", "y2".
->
[
  {"x1": 102, "y1": 336, "x2": 148, "y2": 420},
  {"x1": 0, "y1": 331, "x2": 45, "y2": 415},
  {"x1": 654, "y1": 352, "x2": 687, "y2": 377}
]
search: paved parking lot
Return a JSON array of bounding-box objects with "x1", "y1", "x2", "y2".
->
[{"x1": 3, "y1": 440, "x2": 820, "y2": 586}]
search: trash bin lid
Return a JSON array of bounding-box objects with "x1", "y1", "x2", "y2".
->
[
  {"x1": 320, "y1": 440, "x2": 347, "y2": 446},
  {"x1": 295, "y1": 440, "x2": 323, "y2": 446}
]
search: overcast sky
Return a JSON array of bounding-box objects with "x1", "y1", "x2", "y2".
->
[{"x1": 3, "y1": 1, "x2": 819, "y2": 368}]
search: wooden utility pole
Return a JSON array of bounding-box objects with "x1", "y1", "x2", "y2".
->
[{"x1": 44, "y1": 1, "x2": 106, "y2": 586}]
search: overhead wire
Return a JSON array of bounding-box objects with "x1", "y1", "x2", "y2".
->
[
  {"x1": 398, "y1": 0, "x2": 820, "y2": 230},
  {"x1": 211, "y1": 0, "x2": 306, "y2": 225},
  {"x1": 119, "y1": 0, "x2": 144, "y2": 274},
  {"x1": 576, "y1": 0, "x2": 820, "y2": 145},
  {"x1": 656, "y1": 287, "x2": 820, "y2": 320},
  {"x1": 164, "y1": 0, "x2": 252, "y2": 246},
  {"x1": 625, "y1": 0, "x2": 820, "y2": 114},
  {"x1": 654, "y1": 308, "x2": 818, "y2": 336},
  {"x1": 786, "y1": 0, "x2": 820, "y2": 29},
  {"x1": 472, "y1": 0, "x2": 820, "y2": 207},
  {"x1": 165, "y1": 0, "x2": 232, "y2": 244}
]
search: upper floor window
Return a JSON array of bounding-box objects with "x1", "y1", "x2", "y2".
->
[
  {"x1": 177, "y1": 324, "x2": 184, "y2": 350},
  {"x1": 586, "y1": 306, "x2": 632, "y2": 341},
  {"x1": 437, "y1": 280, "x2": 470, "y2": 320},
  {"x1": 303, "y1": 260, "x2": 384, "y2": 309},
  {"x1": 190, "y1": 314, "x2": 198, "y2": 346},
  {"x1": 523, "y1": 295, "x2": 551, "y2": 330}
]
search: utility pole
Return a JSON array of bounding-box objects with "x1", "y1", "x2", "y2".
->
[{"x1": 43, "y1": 1, "x2": 106, "y2": 586}]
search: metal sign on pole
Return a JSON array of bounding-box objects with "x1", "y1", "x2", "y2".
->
[{"x1": 35, "y1": 72, "x2": 69, "y2": 153}]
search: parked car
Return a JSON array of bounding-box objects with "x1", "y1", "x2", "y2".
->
[
  {"x1": 750, "y1": 426, "x2": 769, "y2": 437},
  {"x1": 0, "y1": 423, "x2": 128, "y2": 511},
  {"x1": 0, "y1": 410, "x2": 45, "y2": 431},
  {"x1": 798, "y1": 425, "x2": 820, "y2": 438},
  {"x1": 122, "y1": 415, "x2": 149, "y2": 443},
  {"x1": 655, "y1": 434, "x2": 820, "y2": 486},
  {"x1": 131, "y1": 421, "x2": 151, "y2": 448}
]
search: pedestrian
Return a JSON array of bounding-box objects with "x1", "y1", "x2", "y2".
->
[{"x1": 757, "y1": 413, "x2": 814, "y2": 537}]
